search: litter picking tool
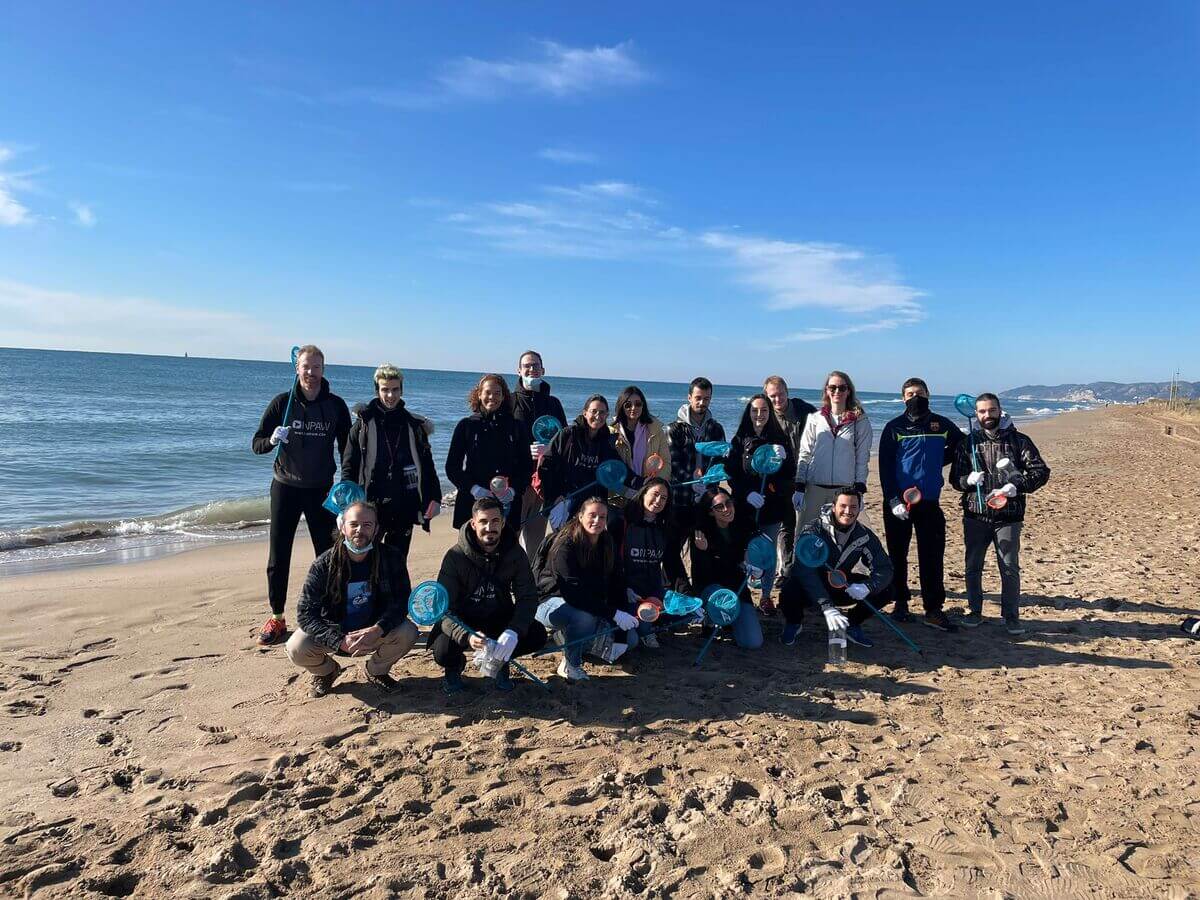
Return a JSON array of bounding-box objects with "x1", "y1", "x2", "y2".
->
[
  {"x1": 407, "y1": 581, "x2": 547, "y2": 690},
  {"x1": 792, "y1": 534, "x2": 923, "y2": 656},
  {"x1": 275, "y1": 345, "x2": 302, "y2": 460}
]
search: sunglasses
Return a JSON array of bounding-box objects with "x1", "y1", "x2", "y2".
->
[
  {"x1": 827, "y1": 384, "x2": 849, "y2": 393},
  {"x1": 711, "y1": 501, "x2": 733, "y2": 512},
  {"x1": 622, "y1": 400, "x2": 643, "y2": 408}
]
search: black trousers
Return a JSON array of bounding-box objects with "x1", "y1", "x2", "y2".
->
[
  {"x1": 267, "y1": 480, "x2": 337, "y2": 615},
  {"x1": 882, "y1": 500, "x2": 946, "y2": 615},
  {"x1": 780, "y1": 577, "x2": 894, "y2": 627},
  {"x1": 429, "y1": 611, "x2": 548, "y2": 675}
]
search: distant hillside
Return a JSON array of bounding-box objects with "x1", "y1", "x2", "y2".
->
[{"x1": 1001, "y1": 381, "x2": 1198, "y2": 403}]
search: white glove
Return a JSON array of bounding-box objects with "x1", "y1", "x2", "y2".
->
[
  {"x1": 846, "y1": 583, "x2": 870, "y2": 601},
  {"x1": 967, "y1": 470, "x2": 985, "y2": 486},
  {"x1": 622, "y1": 487, "x2": 638, "y2": 500},
  {"x1": 745, "y1": 565, "x2": 764, "y2": 580},
  {"x1": 496, "y1": 487, "x2": 516, "y2": 504},
  {"x1": 792, "y1": 490, "x2": 805, "y2": 510},
  {"x1": 530, "y1": 442, "x2": 546, "y2": 461},
  {"x1": 692, "y1": 481, "x2": 707, "y2": 498},
  {"x1": 998, "y1": 482, "x2": 1018, "y2": 498},
  {"x1": 891, "y1": 502, "x2": 909, "y2": 520},
  {"x1": 548, "y1": 499, "x2": 570, "y2": 529},
  {"x1": 469, "y1": 485, "x2": 490, "y2": 500},
  {"x1": 626, "y1": 588, "x2": 639, "y2": 605},
  {"x1": 270, "y1": 426, "x2": 290, "y2": 445},
  {"x1": 493, "y1": 629, "x2": 518, "y2": 662},
  {"x1": 746, "y1": 491, "x2": 765, "y2": 509},
  {"x1": 613, "y1": 610, "x2": 639, "y2": 631},
  {"x1": 823, "y1": 607, "x2": 850, "y2": 632}
]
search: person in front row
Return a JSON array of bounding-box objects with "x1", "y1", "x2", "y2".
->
[
  {"x1": 689, "y1": 489, "x2": 765, "y2": 650},
  {"x1": 431, "y1": 497, "x2": 548, "y2": 695},
  {"x1": 286, "y1": 500, "x2": 418, "y2": 697},
  {"x1": 534, "y1": 496, "x2": 641, "y2": 682},
  {"x1": 779, "y1": 487, "x2": 894, "y2": 649}
]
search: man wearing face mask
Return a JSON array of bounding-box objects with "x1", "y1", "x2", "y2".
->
[
  {"x1": 950, "y1": 393, "x2": 1050, "y2": 635},
  {"x1": 878, "y1": 378, "x2": 964, "y2": 631},
  {"x1": 512, "y1": 350, "x2": 568, "y2": 561},
  {"x1": 285, "y1": 501, "x2": 418, "y2": 697},
  {"x1": 431, "y1": 498, "x2": 548, "y2": 694}
]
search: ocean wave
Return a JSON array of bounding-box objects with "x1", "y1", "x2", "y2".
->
[{"x1": 0, "y1": 496, "x2": 270, "y2": 552}]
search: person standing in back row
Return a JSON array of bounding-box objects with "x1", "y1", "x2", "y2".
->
[
  {"x1": 252, "y1": 344, "x2": 351, "y2": 647},
  {"x1": 511, "y1": 350, "x2": 568, "y2": 561},
  {"x1": 763, "y1": 375, "x2": 816, "y2": 601},
  {"x1": 950, "y1": 393, "x2": 1050, "y2": 635},
  {"x1": 666, "y1": 377, "x2": 727, "y2": 554},
  {"x1": 877, "y1": 377, "x2": 964, "y2": 631},
  {"x1": 795, "y1": 371, "x2": 872, "y2": 527}
]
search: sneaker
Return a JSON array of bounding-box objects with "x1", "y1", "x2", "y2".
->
[
  {"x1": 961, "y1": 613, "x2": 983, "y2": 628},
  {"x1": 780, "y1": 623, "x2": 802, "y2": 646},
  {"x1": 493, "y1": 664, "x2": 514, "y2": 692},
  {"x1": 641, "y1": 632, "x2": 660, "y2": 650},
  {"x1": 892, "y1": 606, "x2": 913, "y2": 623},
  {"x1": 846, "y1": 625, "x2": 874, "y2": 648},
  {"x1": 1005, "y1": 621, "x2": 1026, "y2": 636},
  {"x1": 257, "y1": 615, "x2": 288, "y2": 646},
  {"x1": 442, "y1": 670, "x2": 466, "y2": 695},
  {"x1": 923, "y1": 611, "x2": 958, "y2": 633},
  {"x1": 364, "y1": 666, "x2": 402, "y2": 694},
  {"x1": 310, "y1": 661, "x2": 342, "y2": 698},
  {"x1": 759, "y1": 596, "x2": 777, "y2": 617},
  {"x1": 556, "y1": 658, "x2": 589, "y2": 682}
]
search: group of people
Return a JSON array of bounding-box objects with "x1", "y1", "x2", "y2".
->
[{"x1": 251, "y1": 346, "x2": 1051, "y2": 696}]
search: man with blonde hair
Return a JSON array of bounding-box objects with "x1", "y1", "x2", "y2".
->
[{"x1": 252, "y1": 344, "x2": 352, "y2": 646}]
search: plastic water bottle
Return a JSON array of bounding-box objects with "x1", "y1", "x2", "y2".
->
[
  {"x1": 828, "y1": 627, "x2": 848, "y2": 665},
  {"x1": 474, "y1": 640, "x2": 504, "y2": 677},
  {"x1": 1182, "y1": 617, "x2": 1200, "y2": 639}
]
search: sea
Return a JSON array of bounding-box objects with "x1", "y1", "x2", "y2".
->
[{"x1": 0, "y1": 347, "x2": 1094, "y2": 576}]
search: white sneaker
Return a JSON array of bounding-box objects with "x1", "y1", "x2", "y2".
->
[
  {"x1": 556, "y1": 658, "x2": 589, "y2": 682},
  {"x1": 641, "y1": 632, "x2": 660, "y2": 649}
]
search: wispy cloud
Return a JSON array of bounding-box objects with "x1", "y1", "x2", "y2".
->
[
  {"x1": 538, "y1": 147, "x2": 598, "y2": 165},
  {"x1": 70, "y1": 202, "x2": 96, "y2": 227},
  {"x1": 0, "y1": 144, "x2": 34, "y2": 227}
]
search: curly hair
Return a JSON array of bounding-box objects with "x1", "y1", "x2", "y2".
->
[{"x1": 467, "y1": 374, "x2": 514, "y2": 414}]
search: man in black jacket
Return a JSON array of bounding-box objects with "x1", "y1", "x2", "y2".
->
[
  {"x1": 252, "y1": 344, "x2": 352, "y2": 647},
  {"x1": 285, "y1": 501, "x2": 418, "y2": 696},
  {"x1": 431, "y1": 498, "x2": 548, "y2": 694},
  {"x1": 949, "y1": 393, "x2": 1051, "y2": 635},
  {"x1": 512, "y1": 350, "x2": 569, "y2": 561},
  {"x1": 764, "y1": 375, "x2": 817, "y2": 604},
  {"x1": 666, "y1": 377, "x2": 727, "y2": 551},
  {"x1": 342, "y1": 364, "x2": 441, "y2": 571}
]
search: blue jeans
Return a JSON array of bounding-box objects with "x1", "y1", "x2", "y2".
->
[
  {"x1": 700, "y1": 584, "x2": 763, "y2": 650},
  {"x1": 535, "y1": 597, "x2": 639, "y2": 667}
]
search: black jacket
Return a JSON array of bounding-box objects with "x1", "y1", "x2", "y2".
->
[
  {"x1": 792, "y1": 505, "x2": 893, "y2": 611},
  {"x1": 513, "y1": 380, "x2": 567, "y2": 439},
  {"x1": 252, "y1": 378, "x2": 351, "y2": 489},
  {"x1": 296, "y1": 544, "x2": 412, "y2": 651},
  {"x1": 342, "y1": 399, "x2": 441, "y2": 530},
  {"x1": 435, "y1": 524, "x2": 539, "y2": 642},
  {"x1": 779, "y1": 396, "x2": 817, "y2": 461},
  {"x1": 537, "y1": 419, "x2": 623, "y2": 506},
  {"x1": 609, "y1": 515, "x2": 691, "y2": 601},
  {"x1": 949, "y1": 415, "x2": 1050, "y2": 523},
  {"x1": 534, "y1": 530, "x2": 624, "y2": 621},
  {"x1": 445, "y1": 409, "x2": 533, "y2": 527},
  {"x1": 728, "y1": 407, "x2": 797, "y2": 527},
  {"x1": 690, "y1": 514, "x2": 756, "y2": 604}
]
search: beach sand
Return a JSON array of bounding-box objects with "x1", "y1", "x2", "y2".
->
[{"x1": 1, "y1": 406, "x2": 1198, "y2": 898}]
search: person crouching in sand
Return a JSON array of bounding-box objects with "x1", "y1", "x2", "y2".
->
[{"x1": 285, "y1": 501, "x2": 418, "y2": 697}]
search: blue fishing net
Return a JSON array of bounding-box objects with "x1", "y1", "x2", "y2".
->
[
  {"x1": 746, "y1": 533, "x2": 775, "y2": 570},
  {"x1": 532, "y1": 415, "x2": 562, "y2": 444},
  {"x1": 795, "y1": 533, "x2": 830, "y2": 568},
  {"x1": 698, "y1": 462, "x2": 728, "y2": 484},
  {"x1": 695, "y1": 440, "x2": 732, "y2": 458},
  {"x1": 407, "y1": 580, "x2": 449, "y2": 627},
  {"x1": 706, "y1": 588, "x2": 741, "y2": 626},
  {"x1": 662, "y1": 590, "x2": 703, "y2": 617},
  {"x1": 954, "y1": 393, "x2": 976, "y2": 418},
  {"x1": 751, "y1": 443, "x2": 786, "y2": 476},
  {"x1": 596, "y1": 459, "x2": 628, "y2": 492},
  {"x1": 322, "y1": 480, "x2": 367, "y2": 515}
]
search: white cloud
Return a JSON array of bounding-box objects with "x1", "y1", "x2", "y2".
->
[
  {"x1": 538, "y1": 147, "x2": 598, "y2": 165},
  {"x1": 0, "y1": 144, "x2": 33, "y2": 227},
  {"x1": 70, "y1": 202, "x2": 96, "y2": 227}
]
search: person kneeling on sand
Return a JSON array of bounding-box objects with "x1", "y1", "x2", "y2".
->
[
  {"x1": 535, "y1": 496, "x2": 641, "y2": 682},
  {"x1": 285, "y1": 501, "x2": 418, "y2": 697},
  {"x1": 778, "y1": 487, "x2": 894, "y2": 649},
  {"x1": 431, "y1": 498, "x2": 548, "y2": 695}
]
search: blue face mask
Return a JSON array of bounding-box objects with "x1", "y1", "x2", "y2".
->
[
  {"x1": 521, "y1": 375, "x2": 543, "y2": 390},
  {"x1": 344, "y1": 537, "x2": 373, "y2": 555}
]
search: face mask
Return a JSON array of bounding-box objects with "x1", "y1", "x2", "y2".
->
[
  {"x1": 521, "y1": 375, "x2": 543, "y2": 390},
  {"x1": 344, "y1": 538, "x2": 373, "y2": 554},
  {"x1": 904, "y1": 395, "x2": 930, "y2": 417}
]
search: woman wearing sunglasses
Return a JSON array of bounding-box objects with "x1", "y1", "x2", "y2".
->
[
  {"x1": 795, "y1": 371, "x2": 873, "y2": 527},
  {"x1": 688, "y1": 488, "x2": 765, "y2": 650},
  {"x1": 610, "y1": 386, "x2": 670, "y2": 497}
]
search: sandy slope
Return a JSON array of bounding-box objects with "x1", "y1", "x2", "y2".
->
[{"x1": 1, "y1": 406, "x2": 1198, "y2": 898}]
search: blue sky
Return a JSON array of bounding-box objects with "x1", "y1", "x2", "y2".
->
[{"x1": 1, "y1": 2, "x2": 1196, "y2": 392}]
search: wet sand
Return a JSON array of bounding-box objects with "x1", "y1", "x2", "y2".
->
[{"x1": 1, "y1": 406, "x2": 1198, "y2": 898}]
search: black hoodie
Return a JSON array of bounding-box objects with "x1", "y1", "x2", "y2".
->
[
  {"x1": 728, "y1": 403, "x2": 797, "y2": 527},
  {"x1": 435, "y1": 523, "x2": 540, "y2": 642},
  {"x1": 609, "y1": 513, "x2": 691, "y2": 601},
  {"x1": 534, "y1": 528, "x2": 624, "y2": 621},
  {"x1": 691, "y1": 508, "x2": 756, "y2": 604},
  {"x1": 537, "y1": 419, "x2": 623, "y2": 505},
  {"x1": 445, "y1": 407, "x2": 533, "y2": 527},
  {"x1": 252, "y1": 378, "x2": 351, "y2": 489},
  {"x1": 513, "y1": 380, "x2": 567, "y2": 439}
]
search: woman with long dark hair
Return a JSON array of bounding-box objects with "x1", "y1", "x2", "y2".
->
[
  {"x1": 795, "y1": 370, "x2": 873, "y2": 526},
  {"x1": 534, "y1": 496, "x2": 641, "y2": 681},
  {"x1": 611, "y1": 385, "x2": 671, "y2": 481},
  {"x1": 727, "y1": 393, "x2": 796, "y2": 613},
  {"x1": 537, "y1": 394, "x2": 624, "y2": 530},
  {"x1": 689, "y1": 488, "x2": 764, "y2": 650},
  {"x1": 445, "y1": 374, "x2": 532, "y2": 530}
]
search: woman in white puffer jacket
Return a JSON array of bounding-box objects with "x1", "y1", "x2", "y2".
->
[{"x1": 794, "y1": 370, "x2": 873, "y2": 526}]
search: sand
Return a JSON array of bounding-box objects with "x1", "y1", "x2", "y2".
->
[{"x1": 1, "y1": 406, "x2": 1198, "y2": 898}]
